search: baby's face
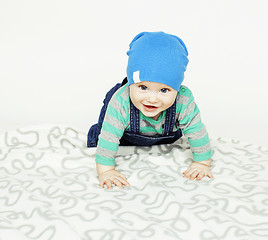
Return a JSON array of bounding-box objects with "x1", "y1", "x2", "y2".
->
[{"x1": 129, "y1": 81, "x2": 177, "y2": 121}]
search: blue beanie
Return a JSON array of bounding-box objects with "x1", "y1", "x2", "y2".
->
[{"x1": 126, "y1": 31, "x2": 189, "y2": 91}]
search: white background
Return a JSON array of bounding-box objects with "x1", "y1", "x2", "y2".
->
[{"x1": 0, "y1": 0, "x2": 267, "y2": 147}]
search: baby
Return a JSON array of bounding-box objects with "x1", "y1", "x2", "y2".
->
[{"x1": 87, "y1": 31, "x2": 213, "y2": 189}]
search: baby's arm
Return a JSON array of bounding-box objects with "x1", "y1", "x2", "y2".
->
[
  {"x1": 96, "y1": 163, "x2": 130, "y2": 189},
  {"x1": 176, "y1": 87, "x2": 213, "y2": 181},
  {"x1": 94, "y1": 85, "x2": 131, "y2": 189},
  {"x1": 183, "y1": 158, "x2": 213, "y2": 180}
]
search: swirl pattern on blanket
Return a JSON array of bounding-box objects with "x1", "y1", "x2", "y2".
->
[{"x1": 0, "y1": 125, "x2": 267, "y2": 240}]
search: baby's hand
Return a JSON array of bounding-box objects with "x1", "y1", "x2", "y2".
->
[
  {"x1": 183, "y1": 161, "x2": 214, "y2": 181},
  {"x1": 98, "y1": 169, "x2": 130, "y2": 189}
]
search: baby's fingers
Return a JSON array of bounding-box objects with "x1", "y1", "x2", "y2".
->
[
  {"x1": 105, "y1": 179, "x2": 113, "y2": 189},
  {"x1": 119, "y1": 174, "x2": 128, "y2": 181},
  {"x1": 112, "y1": 178, "x2": 124, "y2": 189},
  {"x1": 184, "y1": 168, "x2": 214, "y2": 181},
  {"x1": 116, "y1": 176, "x2": 130, "y2": 187},
  {"x1": 99, "y1": 179, "x2": 113, "y2": 189},
  {"x1": 183, "y1": 168, "x2": 196, "y2": 178},
  {"x1": 189, "y1": 170, "x2": 200, "y2": 180},
  {"x1": 207, "y1": 172, "x2": 214, "y2": 179},
  {"x1": 100, "y1": 177, "x2": 130, "y2": 190},
  {"x1": 196, "y1": 171, "x2": 206, "y2": 180},
  {"x1": 196, "y1": 171, "x2": 214, "y2": 180},
  {"x1": 99, "y1": 179, "x2": 105, "y2": 188}
]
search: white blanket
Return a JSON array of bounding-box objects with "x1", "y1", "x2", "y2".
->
[{"x1": 0, "y1": 125, "x2": 267, "y2": 240}]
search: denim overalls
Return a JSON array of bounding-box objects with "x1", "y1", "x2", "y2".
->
[{"x1": 87, "y1": 78, "x2": 182, "y2": 148}]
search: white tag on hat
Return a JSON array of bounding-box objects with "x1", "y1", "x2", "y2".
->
[{"x1": 133, "y1": 71, "x2": 140, "y2": 83}]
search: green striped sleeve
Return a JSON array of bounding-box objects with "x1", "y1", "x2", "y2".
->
[
  {"x1": 102, "y1": 121, "x2": 124, "y2": 138},
  {"x1": 182, "y1": 120, "x2": 204, "y2": 134},
  {"x1": 180, "y1": 103, "x2": 200, "y2": 126},
  {"x1": 98, "y1": 138, "x2": 119, "y2": 151},
  {"x1": 177, "y1": 86, "x2": 213, "y2": 161},
  {"x1": 188, "y1": 133, "x2": 210, "y2": 147},
  {"x1": 192, "y1": 149, "x2": 213, "y2": 162},
  {"x1": 95, "y1": 154, "x2": 116, "y2": 166},
  {"x1": 95, "y1": 84, "x2": 129, "y2": 166}
]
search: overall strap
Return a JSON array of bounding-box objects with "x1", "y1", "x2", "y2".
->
[
  {"x1": 162, "y1": 100, "x2": 177, "y2": 136},
  {"x1": 124, "y1": 76, "x2": 140, "y2": 133},
  {"x1": 129, "y1": 101, "x2": 140, "y2": 134}
]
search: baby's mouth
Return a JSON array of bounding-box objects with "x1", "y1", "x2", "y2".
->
[{"x1": 143, "y1": 104, "x2": 158, "y2": 111}]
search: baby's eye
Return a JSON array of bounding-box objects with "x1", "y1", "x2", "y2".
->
[
  {"x1": 160, "y1": 88, "x2": 169, "y2": 93},
  {"x1": 139, "y1": 85, "x2": 147, "y2": 90}
]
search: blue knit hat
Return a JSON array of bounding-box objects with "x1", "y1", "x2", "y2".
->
[{"x1": 126, "y1": 31, "x2": 189, "y2": 91}]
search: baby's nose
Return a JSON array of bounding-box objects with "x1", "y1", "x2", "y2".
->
[{"x1": 148, "y1": 93, "x2": 159, "y2": 103}]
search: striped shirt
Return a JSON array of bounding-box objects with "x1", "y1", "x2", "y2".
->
[{"x1": 96, "y1": 84, "x2": 212, "y2": 166}]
